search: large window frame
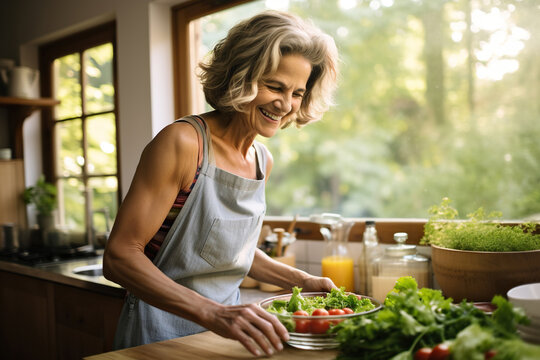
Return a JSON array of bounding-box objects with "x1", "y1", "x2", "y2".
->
[
  {"x1": 171, "y1": 1, "x2": 537, "y2": 244},
  {"x1": 39, "y1": 21, "x2": 120, "y2": 242},
  {"x1": 171, "y1": 0, "x2": 427, "y2": 244}
]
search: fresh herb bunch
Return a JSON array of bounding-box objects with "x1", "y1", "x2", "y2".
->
[
  {"x1": 420, "y1": 197, "x2": 540, "y2": 251},
  {"x1": 332, "y1": 277, "x2": 539, "y2": 360}
]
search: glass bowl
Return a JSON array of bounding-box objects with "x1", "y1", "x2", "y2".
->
[{"x1": 258, "y1": 292, "x2": 382, "y2": 350}]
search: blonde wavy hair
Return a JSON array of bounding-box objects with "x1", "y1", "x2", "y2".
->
[{"x1": 197, "y1": 10, "x2": 339, "y2": 128}]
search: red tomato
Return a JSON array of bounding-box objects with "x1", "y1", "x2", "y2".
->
[
  {"x1": 342, "y1": 307, "x2": 355, "y2": 314},
  {"x1": 293, "y1": 310, "x2": 309, "y2": 316},
  {"x1": 328, "y1": 309, "x2": 346, "y2": 316},
  {"x1": 310, "y1": 319, "x2": 330, "y2": 334},
  {"x1": 414, "y1": 348, "x2": 432, "y2": 360},
  {"x1": 312, "y1": 308, "x2": 329, "y2": 316},
  {"x1": 429, "y1": 344, "x2": 450, "y2": 360},
  {"x1": 294, "y1": 319, "x2": 310, "y2": 333},
  {"x1": 485, "y1": 350, "x2": 497, "y2": 360}
]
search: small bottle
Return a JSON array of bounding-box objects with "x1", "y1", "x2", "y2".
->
[
  {"x1": 370, "y1": 232, "x2": 430, "y2": 303},
  {"x1": 359, "y1": 221, "x2": 381, "y2": 296}
]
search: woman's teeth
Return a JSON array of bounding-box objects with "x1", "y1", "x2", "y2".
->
[{"x1": 261, "y1": 109, "x2": 282, "y2": 121}]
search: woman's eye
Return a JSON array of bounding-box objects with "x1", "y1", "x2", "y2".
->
[{"x1": 267, "y1": 85, "x2": 280, "y2": 91}]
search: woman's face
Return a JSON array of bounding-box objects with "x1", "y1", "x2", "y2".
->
[{"x1": 247, "y1": 54, "x2": 312, "y2": 137}]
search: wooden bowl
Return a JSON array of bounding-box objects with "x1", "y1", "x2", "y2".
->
[{"x1": 431, "y1": 245, "x2": 540, "y2": 302}]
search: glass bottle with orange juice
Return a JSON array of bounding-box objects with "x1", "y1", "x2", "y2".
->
[{"x1": 311, "y1": 213, "x2": 355, "y2": 292}]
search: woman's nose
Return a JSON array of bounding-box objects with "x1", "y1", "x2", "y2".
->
[{"x1": 274, "y1": 93, "x2": 292, "y2": 113}]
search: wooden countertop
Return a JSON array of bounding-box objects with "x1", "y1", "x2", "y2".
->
[{"x1": 84, "y1": 331, "x2": 338, "y2": 360}]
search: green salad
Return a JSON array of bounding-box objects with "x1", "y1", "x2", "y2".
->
[{"x1": 266, "y1": 286, "x2": 376, "y2": 316}]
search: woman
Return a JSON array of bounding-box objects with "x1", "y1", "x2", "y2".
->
[{"x1": 103, "y1": 10, "x2": 339, "y2": 357}]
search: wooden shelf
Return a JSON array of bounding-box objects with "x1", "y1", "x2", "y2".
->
[
  {"x1": 0, "y1": 96, "x2": 60, "y2": 159},
  {"x1": 0, "y1": 96, "x2": 60, "y2": 107}
]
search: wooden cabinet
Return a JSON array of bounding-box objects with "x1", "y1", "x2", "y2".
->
[
  {"x1": 0, "y1": 159, "x2": 27, "y2": 227},
  {"x1": 0, "y1": 271, "x2": 54, "y2": 359},
  {"x1": 0, "y1": 270, "x2": 124, "y2": 360},
  {"x1": 54, "y1": 283, "x2": 123, "y2": 359}
]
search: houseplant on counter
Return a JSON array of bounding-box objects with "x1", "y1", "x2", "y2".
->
[
  {"x1": 22, "y1": 175, "x2": 57, "y2": 240},
  {"x1": 421, "y1": 197, "x2": 540, "y2": 302}
]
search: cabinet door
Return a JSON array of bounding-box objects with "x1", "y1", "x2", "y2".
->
[
  {"x1": 0, "y1": 271, "x2": 55, "y2": 360},
  {"x1": 0, "y1": 160, "x2": 27, "y2": 227},
  {"x1": 53, "y1": 283, "x2": 123, "y2": 359}
]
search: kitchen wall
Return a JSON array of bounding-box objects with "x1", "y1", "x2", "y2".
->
[{"x1": 0, "y1": 0, "x2": 188, "y2": 196}]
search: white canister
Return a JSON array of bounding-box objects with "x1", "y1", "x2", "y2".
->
[
  {"x1": 1, "y1": 66, "x2": 40, "y2": 98},
  {"x1": 0, "y1": 148, "x2": 12, "y2": 160}
]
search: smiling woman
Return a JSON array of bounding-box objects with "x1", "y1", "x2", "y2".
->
[
  {"x1": 103, "y1": 9, "x2": 340, "y2": 358},
  {"x1": 175, "y1": 0, "x2": 540, "y2": 222}
]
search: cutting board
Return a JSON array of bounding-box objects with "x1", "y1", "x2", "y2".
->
[{"x1": 84, "y1": 331, "x2": 338, "y2": 360}]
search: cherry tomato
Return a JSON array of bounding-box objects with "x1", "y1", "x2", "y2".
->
[
  {"x1": 342, "y1": 307, "x2": 355, "y2": 314},
  {"x1": 328, "y1": 309, "x2": 346, "y2": 316},
  {"x1": 485, "y1": 350, "x2": 497, "y2": 360},
  {"x1": 293, "y1": 310, "x2": 309, "y2": 316},
  {"x1": 294, "y1": 319, "x2": 310, "y2": 333},
  {"x1": 312, "y1": 308, "x2": 329, "y2": 316},
  {"x1": 429, "y1": 344, "x2": 450, "y2": 360},
  {"x1": 310, "y1": 319, "x2": 330, "y2": 334},
  {"x1": 414, "y1": 348, "x2": 433, "y2": 360}
]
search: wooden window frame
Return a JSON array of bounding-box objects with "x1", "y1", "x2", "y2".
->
[
  {"x1": 38, "y1": 21, "x2": 121, "y2": 233},
  {"x1": 171, "y1": 1, "x2": 429, "y2": 244}
]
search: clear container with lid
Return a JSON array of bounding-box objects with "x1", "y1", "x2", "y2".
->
[{"x1": 370, "y1": 232, "x2": 430, "y2": 302}]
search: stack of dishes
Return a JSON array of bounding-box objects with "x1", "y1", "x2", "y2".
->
[{"x1": 507, "y1": 283, "x2": 540, "y2": 344}]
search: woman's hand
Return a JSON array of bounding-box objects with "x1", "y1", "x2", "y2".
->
[
  {"x1": 203, "y1": 302, "x2": 289, "y2": 357},
  {"x1": 299, "y1": 275, "x2": 337, "y2": 293}
]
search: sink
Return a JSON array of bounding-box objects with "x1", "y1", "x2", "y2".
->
[{"x1": 72, "y1": 263, "x2": 103, "y2": 277}]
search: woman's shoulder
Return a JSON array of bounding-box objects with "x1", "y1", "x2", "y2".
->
[{"x1": 142, "y1": 119, "x2": 200, "y2": 164}]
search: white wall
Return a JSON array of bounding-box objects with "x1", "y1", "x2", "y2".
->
[{"x1": 0, "y1": 0, "x2": 184, "y2": 198}]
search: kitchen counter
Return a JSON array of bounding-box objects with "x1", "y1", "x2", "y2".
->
[
  {"x1": 0, "y1": 255, "x2": 125, "y2": 297},
  {"x1": 84, "y1": 330, "x2": 338, "y2": 360},
  {"x1": 0, "y1": 256, "x2": 276, "y2": 303}
]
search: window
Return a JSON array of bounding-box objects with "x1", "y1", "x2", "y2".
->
[
  {"x1": 175, "y1": 1, "x2": 540, "y2": 223},
  {"x1": 39, "y1": 22, "x2": 119, "y2": 241}
]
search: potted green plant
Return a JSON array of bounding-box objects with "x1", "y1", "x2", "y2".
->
[
  {"x1": 22, "y1": 175, "x2": 57, "y2": 234},
  {"x1": 421, "y1": 197, "x2": 540, "y2": 302}
]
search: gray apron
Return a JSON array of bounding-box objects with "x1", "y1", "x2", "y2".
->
[{"x1": 113, "y1": 116, "x2": 267, "y2": 348}]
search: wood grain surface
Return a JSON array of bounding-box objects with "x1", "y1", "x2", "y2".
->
[{"x1": 84, "y1": 331, "x2": 338, "y2": 360}]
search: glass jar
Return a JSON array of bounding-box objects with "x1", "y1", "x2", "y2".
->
[
  {"x1": 359, "y1": 220, "x2": 383, "y2": 296},
  {"x1": 371, "y1": 232, "x2": 430, "y2": 302}
]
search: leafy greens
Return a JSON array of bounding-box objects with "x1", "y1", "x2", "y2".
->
[
  {"x1": 332, "y1": 276, "x2": 539, "y2": 360},
  {"x1": 265, "y1": 286, "x2": 376, "y2": 316}
]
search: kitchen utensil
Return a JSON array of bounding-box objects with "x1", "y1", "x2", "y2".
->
[
  {"x1": 259, "y1": 292, "x2": 382, "y2": 349},
  {"x1": 287, "y1": 214, "x2": 299, "y2": 234},
  {"x1": 274, "y1": 228, "x2": 285, "y2": 257},
  {"x1": 0, "y1": 66, "x2": 39, "y2": 98}
]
